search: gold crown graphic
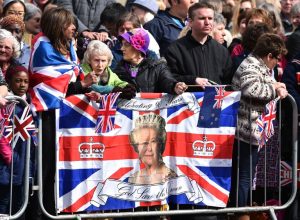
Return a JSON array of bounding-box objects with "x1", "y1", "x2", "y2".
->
[
  {"x1": 134, "y1": 113, "x2": 166, "y2": 128},
  {"x1": 192, "y1": 135, "x2": 216, "y2": 156},
  {"x1": 78, "y1": 137, "x2": 105, "y2": 159}
]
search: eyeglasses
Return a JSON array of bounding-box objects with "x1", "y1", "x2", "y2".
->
[
  {"x1": 135, "y1": 140, "x2": 158, "y2": 148},
  {"x1": 7, "y1": 10, "x2": 25, "y2": 17},
  {"x1": 0, "y1": 45, "x2": 12, "y2": 52}
]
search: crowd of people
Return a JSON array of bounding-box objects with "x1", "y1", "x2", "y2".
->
[{"x1": 0, "y1": 0, "x2": 299, "y2": 219}]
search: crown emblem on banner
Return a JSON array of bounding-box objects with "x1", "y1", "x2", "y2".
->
[
  {"x1": 78, "y1": 137, "x2": 105, "y2": 159},
  {"x1": 192, "y1": 135, "x2": 216, "y2": 156}
]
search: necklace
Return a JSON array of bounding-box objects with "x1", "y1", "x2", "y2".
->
[{"x1": 125, "y1": 63, "x2": 139, "y2": 78}]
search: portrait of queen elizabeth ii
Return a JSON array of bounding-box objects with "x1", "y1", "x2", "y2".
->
[{"x1": 128, "y1": 113, "x2": 177, "y2": 185}]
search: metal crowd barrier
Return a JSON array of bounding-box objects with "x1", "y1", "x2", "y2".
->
[
  {"x1": 0, "y1": 96, "x2": 31, "y2": 220},
  {"x1": 32, "y1": 94, "x2": 298, "y2": 219}
]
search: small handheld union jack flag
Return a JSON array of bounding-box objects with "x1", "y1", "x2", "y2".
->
[
  {"x1": 4, "y1": 105, "x2": 36, "y2": 148},
  {"x1": 0, "y1": 103, "x2": 15, "y2": 137},
  {"x1": 256, "y1": 97, "x2": 279, "y2": 150},
  {"x1": 95, "y1": 92, "x2": 120, "y2": 133}
]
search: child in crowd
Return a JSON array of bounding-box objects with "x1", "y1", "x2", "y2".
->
[
  {"x1": 0, "y1": 65, "x2": 29, "y2": 166},
  {"x1": 81, "y1": 40, "x2": 135, "y2": 98}
]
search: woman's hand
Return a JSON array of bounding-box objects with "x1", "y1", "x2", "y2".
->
[
  {"x1": 195, "y1": 77, "x2": 210, "y2": 89},
  {"x1": 81, "y1": 71, "x2": 98, "y2": 88},
  {"x1": 273, "y1": 82, "x2": 288, "y2": 99},
  {"x1": 174, "y1": 82, "x2": 188, "y2": 95},
  {"x1": 276, "y1": 87, "x2": 288, "y2": 99},
  {"x1": 85, "y1": 91, "x2": 102, "y2": 101},
  {"x1": 0, "y1": 96, "x2": 7, "y2": 107}
]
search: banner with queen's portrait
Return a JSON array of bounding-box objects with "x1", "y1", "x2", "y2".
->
[{"x1": 56, "y1": 88, "x2": 240, "y2": 213}]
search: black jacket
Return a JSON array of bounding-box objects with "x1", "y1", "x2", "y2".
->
[
  {"x1": 286, "y1": 26, "x2": 300, "y2": 62},
  {"x1": 114, "y1": 58, "x2": 177, "y2": 94},
  {"x1": 144, "y1": 10, "x2": 185, "y2": 57},
  {"x1": 165, "y1": 31, "x2": 233, "y2": 89}
]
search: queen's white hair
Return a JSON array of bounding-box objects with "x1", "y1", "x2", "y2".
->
[
  {"x1": 0, "y1": 29, "x2": 20, "y2": 59},
  {"x1": 82, "y1": 40, "x2": 113, "y2": 67}
]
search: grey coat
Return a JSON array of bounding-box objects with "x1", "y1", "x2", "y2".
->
[{"x1": 57, "y1": 0, "x2": 115, "y2": 33}]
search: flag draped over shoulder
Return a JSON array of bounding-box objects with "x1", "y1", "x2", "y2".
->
[
  {"x1": 255, "y1": 97, "x2": 279, "y2": 150},
  {"x1": 56, "y1": 90, "x2": 241, "y2": 213},
  {"x1": 29, "y1": 34, "x2": 81, "y2": 112}
]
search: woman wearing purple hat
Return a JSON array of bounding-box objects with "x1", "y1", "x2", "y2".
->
[{"x1": 115, "y1": 28, "x2": 187, "y2": 95}]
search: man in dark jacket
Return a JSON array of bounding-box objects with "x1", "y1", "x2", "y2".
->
[
  {"x1": 143, "y1": 0, "x2": 196, "y2": 57},
  {"x1": 164, "y1": 2, "x2": 233, "y2": 91}
]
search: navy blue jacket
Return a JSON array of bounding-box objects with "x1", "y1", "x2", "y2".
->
[
  {"x1": 144, "y1": 10, "x2": 185, "y2": 57},
  {"x1": 282, "y1": 53, "x2": 300, "y2": 112},
  {"x1": 286, "y1": 27, "x2": 300, "y2": 62}
]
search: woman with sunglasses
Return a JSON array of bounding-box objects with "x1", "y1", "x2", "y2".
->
[{"x1": 229, "y1": 33, "x2": 288, "y2": 220}]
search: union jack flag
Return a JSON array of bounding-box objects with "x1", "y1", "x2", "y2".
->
[
  {"x1": 256, "y1": 98, "x2": 279, "y2": 149},
  {"x1": 95, "y1": 93, "x2": 120, "y2": 133},
  {"x1": 29, "y1": 33, "x2": 81, "y2": 112},
  {"x1": 213, "y1": 86, "x2": 225, "y2": 109},
  {"x1": 0, "y1": 103, "x2": 15, "y2": 136},
  {"x1": 4, "y1": 105, "x2": 36, "y2": 148},
  {"x1": 56, "y1": 92, "x2": 241, "y2": 212}
]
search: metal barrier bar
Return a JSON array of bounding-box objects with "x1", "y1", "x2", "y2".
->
[
  {"x1": 36, "y1": 94, "x2": 298, "y2": 219},
  {"x1": 1, "y1": 96, "x2": 31, "y2": 220}
]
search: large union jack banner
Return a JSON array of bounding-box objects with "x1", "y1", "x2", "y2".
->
[{"x1": 56, "y1": 89, "x2": 241, "y2": 213}]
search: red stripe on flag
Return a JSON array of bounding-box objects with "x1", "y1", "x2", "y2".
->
[
  {"x1": 46, "y1": 74, "x2": 71, "y2": 93},
  {"x1": 108, "y1": 167, "x2": 134, "y2": 179},
  {"x1": 29, "y1": 73, "x2": 55, "y2": 88},
  {"x1": 139, "y1": 93, "x2": 163, "y2": 99},
  {"x1": 177, "y1": 165, "x2": 228, "y2": 204},
  {"x1": 66, "y1": 96, "x2": 98, "y2": 120},
  {"x1": 167, "y1": 109, "x2": 194, "y2": 124},
  {"x1": 30, "y1": 93, "x2": 45, "y2": 111},
  {"x1": 165, "y1": 132, "x2": 234, "y2": 159},
  {"x1": 59, "y1": 135, "x2": 137, "y2": 161},
  {"x1": 63, "y1": 186, "x2": 97, "y2": 212},
  {"x1": 140, "y1": 201, "x2": 162, "y2": 207},
  {"x1": 59, "y1": 133, "x2": 234, "y2": 161}
]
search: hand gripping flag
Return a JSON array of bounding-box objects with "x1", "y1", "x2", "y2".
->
[
  {"x1": 256, "y1": 97, "x2": 279, "y2": 150},
  {"x1": 95, "y1": 93, "x2": 120, "y2": 133},
  {"x1": 29, "y1": 33, "x2": 81, "y2": 112},
  {"x1": 56, "y1": 92, "x2": 241, "y2": 213}
]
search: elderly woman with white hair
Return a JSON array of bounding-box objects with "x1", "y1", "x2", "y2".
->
[
  {"x1": 211, "y1": 12, "x2": 232, "y2": 47},
  {"x1": 81, "y1": 40, "x2": 136, "y2": 98},
  {"x1": 0, "y1": 29, "x2": 20, "y2": 75}
]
